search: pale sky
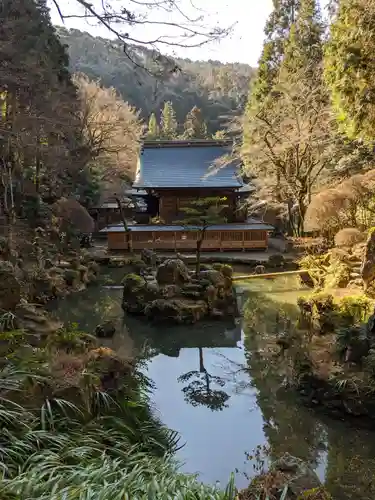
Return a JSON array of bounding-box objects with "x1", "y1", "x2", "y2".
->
[{"x1": 49, "y1": 0, "x2": 328, "y2": 66}]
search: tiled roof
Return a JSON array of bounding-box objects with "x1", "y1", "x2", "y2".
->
[
  {"x1": 101, "y1": 222, "x2": 274, "y2": 233},
  {"x1": 133, "y1": 142, "x2": 242, "y2": 189}
]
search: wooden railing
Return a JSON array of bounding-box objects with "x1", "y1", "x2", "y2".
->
[{"x1": 108, "y1": 229, "x2": 268, "y2": 251}]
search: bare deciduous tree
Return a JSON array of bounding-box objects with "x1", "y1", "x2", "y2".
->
[
  {"x1": 242, "y1": 66, "x2": 333, "y2": 235},
  {"x1": 74, "y1": 74, "x2": 143, "y2": 183},
  {"x1": 74, "y1": 74, "x2": 143, "y2": 238}
]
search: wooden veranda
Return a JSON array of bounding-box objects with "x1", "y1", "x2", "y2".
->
[{"x1": 102, "y1": 223, "x2": 274, "y2": 252}]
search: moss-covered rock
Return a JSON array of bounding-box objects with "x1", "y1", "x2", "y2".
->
[
  {"x1": 324, "y1": 260, "x2": 351, "y2": 288},
  {"x1": 156, "y1": 258, "x2": 190, "y2": 285},
  {"x1": 144, "y1": 298, "x2": 208, "y2": 324},
  {"x1": 95, "y1": 321, "x2": 116, "y2": 338},
  {"x1": 122, "y1": 274, "x2": 159, "y2": 314},
  {"x1": 268, "y1": 254, "x2": 285, "y2": 268},
  {"x1": 64, "y1": 268, "x2": 80, "y2": 287}
]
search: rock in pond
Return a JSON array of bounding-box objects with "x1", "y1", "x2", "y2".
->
[
  {"x1": 122, "y1": 257, "x2": 237, "y2": 324},
  {"x1": 95, "y1": 320, "x2": 116, "y2": 338},
  {"x1": 144, "y1": 298, "x2": 208, "y2": 324},
  {"x1": 156, "y1": 258, "x2": 190, "y2": 285},
  {"x1": 122, "y1": 274, "x2": 159, "y2": 314}
]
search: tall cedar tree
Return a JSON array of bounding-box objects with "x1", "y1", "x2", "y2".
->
[
  {"x1": 160, "y1": 101, "x2": 178, "y2": 139},
  {"x1": 242, "y1": 0, "x2": 300, "y2": 180},
  {"x1": 147, "y1": 113, "x2": 160, "y2": 139},
  {"x1": 0, "y1": 0, "x2": 85, "y2": 220},
  {"x1": 324, "y1": 0, "x2": 375, "y2": 143},
  {"x1": 281, "y1": 0, "x2": 323, "y2": 80},
  {"x1": 242, "y1": 0, "x2": 330, "y2": 236},
  {"x1": 183, "y1": 106, "x2": 208, "y2": 139},
  {"x1": 248, "y1": 0, "x2": 300, "y2": 107}
]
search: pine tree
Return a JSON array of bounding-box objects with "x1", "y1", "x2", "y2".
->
[
  {"x1": 147, "y1": 112, "x2": 159, "y2": 139},
  {"x1": 160, "y1": 101, "x2": 177, "y2": 139},
  {"x1": 324, "y1": 0, "x2": 375, "y2": 143},
  {"x1": 183, "y1": 106, "x2": 208, "y2": 139}
]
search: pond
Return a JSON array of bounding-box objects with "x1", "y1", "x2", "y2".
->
[{"x1": 51, "y1": 269, "x2": 375, "y2": 500}]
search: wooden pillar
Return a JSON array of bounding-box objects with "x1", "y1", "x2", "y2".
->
[
  {"x1": 242, "y1": 231, "x2": 245, "y2": 252},
  {"x1": 174, "y1": 231, "x2": 177, "y2": 252}
]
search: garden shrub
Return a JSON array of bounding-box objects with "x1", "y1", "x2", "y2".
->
[{"x1": 334, "y1": 228, "x2": 365, "y2": 248}]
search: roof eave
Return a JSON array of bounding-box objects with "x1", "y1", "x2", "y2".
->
[{"x1": 132, "y1": 184, "x2": 243, "y2": 190}]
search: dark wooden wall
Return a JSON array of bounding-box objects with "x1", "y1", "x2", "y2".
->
[{"x1": 156, "y1": 189, "x2": 246, "y2": 224}]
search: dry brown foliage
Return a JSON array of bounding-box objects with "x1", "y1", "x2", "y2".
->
[
  {"x1": 305, "y1": 169, "x2": 375, "y2": 237},
  {"x1": 74, "y1": 74, "x2": 144, "y2": 183},
  {"x1": 53, "y1": 198, "x2": 94, "y2": 233},
  {"x1": 334, "y1": 228, "x2": 365, "y2": 248}
]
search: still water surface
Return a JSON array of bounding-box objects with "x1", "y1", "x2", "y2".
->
[{"x1": 52, "y1": 271, "x2": 375, "y2": 499}]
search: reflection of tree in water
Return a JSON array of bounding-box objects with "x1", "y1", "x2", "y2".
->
[
  {"x1": 243, "y1": 287, "x2": 375, "y2": 500},
  {"x1": 324, "y1": 429, "x2": 375, "y2": 500},
  {"x1": 243, "y1": 291, "x2": 325, "y2": 468},
  {"x1": 178, "y1": 347, "x2": 230, "y2": 411}
]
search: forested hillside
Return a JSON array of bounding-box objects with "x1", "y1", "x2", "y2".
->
[{"x1": 56, "y1": 27, "x2": 255, "y2": 134}]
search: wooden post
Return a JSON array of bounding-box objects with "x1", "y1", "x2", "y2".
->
[
  {"x1": 242, "y1": 231, "x2": 245, "y2": 252},
  {"x1": 174, "y1": 231, "x2": 177, "y2": 252}
]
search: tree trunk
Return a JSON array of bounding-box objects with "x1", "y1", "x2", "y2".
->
[
  {"x1": 195, "y1": 231, "x2": 204, "y2": 276},
  {"x1": 199, "y1": 347, "x2": 205, "y2": 373},
  {"x1": 35, "y1": 132, "x2": 41, "y2": 219},
  {"x1": 297, "y1": 198, "x2": 306, "y2": 237}
]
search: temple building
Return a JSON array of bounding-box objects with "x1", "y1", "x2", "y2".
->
[{"x1": 102, "y1": 139, "x2": 273, "y2": 251}]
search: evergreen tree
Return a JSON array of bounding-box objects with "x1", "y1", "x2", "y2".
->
[
  {"x1": 0, "y1": 0, "x2": 85, "y2": 216},
  {"x1": 243, "y1": 0, "x2": 300, "y2": 166},
  {"x1": 160, "y1": 101, "x2": 177, "y2": 139},
  {"x1": 183, "y1": 106, "x2": 208, "y2": 139},
  {"x1": 147, "y1": 112, "x2": 159, "y2": 139},
  {"x1": 249, "y1": 0, "x2": 300, "y2": 107},
  {"x1": 324, "y1": 0, "x2": 375, "y2": 143},
  {"x1": 281, "y1": 0, "x2": 323, "y2": 81}
]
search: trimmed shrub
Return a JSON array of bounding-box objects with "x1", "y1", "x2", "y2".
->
[{"x1": 334, "y1": 228, "x2": 365, "y2": 248}]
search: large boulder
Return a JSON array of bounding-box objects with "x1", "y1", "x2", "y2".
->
[
  {"x1": 122, "y1": 273, "x2": 159, "y2": 314},
  {"x1": 141, "y1": 249, "x2": 159, "y2": 268},
  {"x1": 199, "y1": 269, "x2": 225, "y2": 287},
  {"x1": 15, "y1": 302, "x2": 62, "y2": 336},
  {"x1": 0, "y1": 261, "x2": 21, "y2": 311},
  {"x1": 95, "y1": 321, "x2": 116, "y2": 338},
  {"x1": 156, "y1": 258, "x2": 190, "y2": 285},
  {"x1": 144, "y1": 298, "x2": 207, "y2": 324}
]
